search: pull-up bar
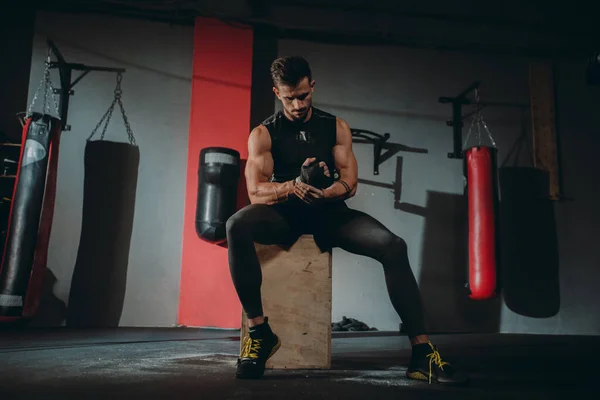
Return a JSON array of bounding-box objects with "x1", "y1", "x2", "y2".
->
[{"x1": 351, "y1": 129, "x2": 390, "y2": 175}]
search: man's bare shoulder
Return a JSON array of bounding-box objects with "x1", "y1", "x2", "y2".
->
[
  {"x1": 250, "y1": 124, "x2": 270, "y2": 137},
  {"x1": 248, "y1": 124, "x2": 271, "y2": 153},
  {"x1": 335, "y1": 117, "x2": 353, "y2": 144},
  {"x1": 335, "y1": 117, "x2": 351, "y2": 131}
]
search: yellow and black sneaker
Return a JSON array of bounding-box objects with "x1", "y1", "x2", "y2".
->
[
  {"x1": 406, "y1": 342, "x2": 469, "y2": 386},
  {"x1": 236, "y1": 317, "x2": 281, "y2": 379}
]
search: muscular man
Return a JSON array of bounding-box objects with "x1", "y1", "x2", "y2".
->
[{"x1": 226, "y1": 56, "x2": 468, "y2": 385}]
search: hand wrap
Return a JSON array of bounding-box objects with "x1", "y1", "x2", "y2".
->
[{"x1": 299, "y1": 159, "x2": 334, "y2": 189}]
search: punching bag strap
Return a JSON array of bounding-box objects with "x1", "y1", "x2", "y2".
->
[
  {"x1": 87, "y1": 73, "x2": 137, "y2": 146},
  {"x1": 501, "y1": 110, "x2": 534, "y2": 168},
  {"x1": 462, "y1": 86, "x2": 496, "y2": 151},
  {"x1": 501, "y1": 132, "x2": 533, "y2": 168}
]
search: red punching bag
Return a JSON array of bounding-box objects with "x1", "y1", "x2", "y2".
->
[{"x1": 464, "y1": 145, "x2": 497, "y2": 300}]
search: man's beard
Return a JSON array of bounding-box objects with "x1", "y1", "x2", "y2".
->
[{"x1": 290, "y1": 107, "x2": 309, "y2": 120}]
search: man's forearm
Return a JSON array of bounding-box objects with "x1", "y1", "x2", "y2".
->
[
  {"x1": 323, "y1": 179, "x2": 356, "y2": 201},
  {"x1": 249, "y1": 180, "x2": 296, "y2": 205}
]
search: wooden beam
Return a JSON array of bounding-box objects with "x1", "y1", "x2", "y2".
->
[{"x1": 529, "y1": 60, "x2": 561, "y2": 200}]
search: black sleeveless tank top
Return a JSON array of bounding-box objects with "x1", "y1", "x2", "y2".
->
[{"x1": 262, "y1": 107, "x2": 337, "y2": 183}]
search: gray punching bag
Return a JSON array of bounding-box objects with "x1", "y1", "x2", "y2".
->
[{"x1": 196, "y1": 147, "x2": 240, "y2": 244}]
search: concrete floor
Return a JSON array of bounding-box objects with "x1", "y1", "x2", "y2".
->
[{"x1": 0, "y1": 328, "x2": 597, "y2": 399}]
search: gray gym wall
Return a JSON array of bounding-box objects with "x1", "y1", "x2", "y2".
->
[
  {"x1": 276, "y1": 39, "x2": 600, "y2": 334},
  {"x1": 26, "y1": 11, "x2": 193, "y2": 327},
  {"x1": 24, "y1": 11, "x2": 600, "y2": 334}
]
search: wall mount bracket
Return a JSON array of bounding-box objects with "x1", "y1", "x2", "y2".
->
[
  {"x1": 46, "y1": 39, "x2": 126, "y2": 131},
  {"x1": 438, "y1": 80, "x2": 481, "y2": 159},
  {"x1": 439, "y1": 80, "x2": 530, "y2": 159}
]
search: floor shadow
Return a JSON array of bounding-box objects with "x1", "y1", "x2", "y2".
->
[
  {"x1": 418, "y1": 190, "x2": 502, "y2": 333},
  {"x1": 498, "y1": 167, "x2": 560, "y2": 318},
  {"x1": 66, "y1": 140, "x2": 139, "y2": 327},
  {"x1": 330, "y1": 351, "x2": 409, "y2": 371}
]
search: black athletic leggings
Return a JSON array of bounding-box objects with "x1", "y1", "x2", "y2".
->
[{"x1": 226, "y1": 201, "x2": 427, "y2": 338}]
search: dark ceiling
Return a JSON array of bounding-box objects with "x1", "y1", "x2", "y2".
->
[{"x1": 27, "y1": 0, "x2": 600, "y2": 58}]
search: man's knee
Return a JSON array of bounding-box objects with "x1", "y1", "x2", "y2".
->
[
  {"x1": 226, "y1": 204, "x2": 265, "y2": 237},
  {"x1": 392, "y1": 236, "x2": 408, "y2": 252},
  {"x1": 226, "y1": 207, "x2": 249, "y2": 237},
  {"x1": 381, "y1": 235, "x2": 408, "y2": 262}
]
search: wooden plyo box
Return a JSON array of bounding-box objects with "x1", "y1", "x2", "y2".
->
[{"x1": 240, "y1": 235, "x2": 332, "y2": 369}]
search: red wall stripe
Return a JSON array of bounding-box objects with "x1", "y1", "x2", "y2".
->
[{"x1": 178, "y1": 17, "x2": 253, "y2": 329}]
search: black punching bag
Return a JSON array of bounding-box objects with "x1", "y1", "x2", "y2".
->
[
  {"x1": 0, "y1": 113, "x2": 61, "y2": 320},
  {"x1": 196, "y1": 147, "x2": 240, "y2": 244}
]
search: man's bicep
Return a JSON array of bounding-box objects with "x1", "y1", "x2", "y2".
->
[
  {"x1": 334, "y1": 119, "x2": 358, "y2": 180},
  {"x1": 245, "y1": 128, "x2": 273, "y2": 187}
]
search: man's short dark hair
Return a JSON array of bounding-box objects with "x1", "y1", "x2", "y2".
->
[{"x1": 270, "y1": 56, "x2": 312, "y2": 87}]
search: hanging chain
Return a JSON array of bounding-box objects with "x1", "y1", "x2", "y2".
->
[
  {"x1": 27, "y1": 49, "x2": 60, "y2": 118},
  {"x1": 87, "y1": 72, "x2": 137, "y2": 146},
  {"x1": 116, "y1": 73, "x2": 137, "y2": 146},
  {"x1": 462, "y1": 86, "x2": 496, "y2": 150}
]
